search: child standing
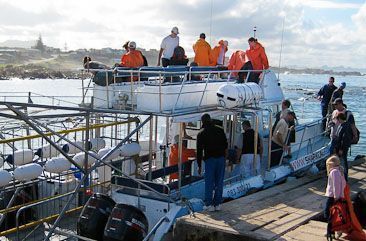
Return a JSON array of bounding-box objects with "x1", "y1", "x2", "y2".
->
[{"x1": 324, "y1": 155, "x2": 346, "y2": 238}]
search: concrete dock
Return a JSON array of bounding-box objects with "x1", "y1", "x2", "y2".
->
[{"x1": 173, "y1": 159, "x2": 366, "y2": 241}]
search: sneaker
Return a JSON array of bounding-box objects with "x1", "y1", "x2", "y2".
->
[
  {"x1": 215, "y1": 205, "x2": 222, "y2": 211},
  {"x1": 203, "y1": 205, "x2": 215, "y2": 212}
]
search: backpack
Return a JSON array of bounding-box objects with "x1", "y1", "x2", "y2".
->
[
  {"x1": 328, "y1": 199, "x2": 352, "y2": 234},
  {"x1": 345, "y1": 111, "x2": 360, "y2": 144}
]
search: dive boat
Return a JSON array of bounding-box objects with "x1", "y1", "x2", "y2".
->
[{"x1": 0, "y1": 66, "x2": 329, "y2": 241}]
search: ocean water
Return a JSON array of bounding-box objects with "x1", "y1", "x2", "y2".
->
[{"x1": 0, "y1": 74, "x2": 365, "y2": 159}]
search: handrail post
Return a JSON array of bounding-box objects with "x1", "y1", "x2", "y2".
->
[
  {"x1": 295, "y1": 125, "x2": 308, "y2": 159},
  {"x1": 198, "y1": 72, "x2": 211, "y2": 108},
  {"x1": 267, "y1": 109, "x2": 273, "y2": 171}
]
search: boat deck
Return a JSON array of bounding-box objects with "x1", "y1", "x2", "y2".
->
[{"x1": 173, "y1": 158, "x2": 366, "y2": 241}]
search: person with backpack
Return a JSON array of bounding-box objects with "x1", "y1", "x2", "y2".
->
[
  {"x1": 328, "y1": 98, "x2": 357, "y2": 155},
  {"x1": 324, "y1": 155, "x2": 346, "y2": 239},
  {"x1": 234, "y1": 120, "x2": 263, "y2": 177},
  {"x1": 333, "y1": 112, "x2": 353, "y2": 181}
]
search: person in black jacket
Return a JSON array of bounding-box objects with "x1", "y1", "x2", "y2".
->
[
  {"x1": 197, "y1": 113, "x2": 228, "y2": 211},
  {"x1": 334, "y1": 112, "x2": 352, "y2": 181},
  {"x1": 317, "y1": 77, "x2": 337, "y2": 130},
  {"x1": 234, "y1": 120, "x2": 262, "y2": 177}
]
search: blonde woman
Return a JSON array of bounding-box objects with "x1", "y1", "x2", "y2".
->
[{"x1": 324, "y1": 155, "x2": 346, "y2": 238}]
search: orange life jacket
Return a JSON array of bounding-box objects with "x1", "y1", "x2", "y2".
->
[
  {"x1": 120, "y1": 50, "x2": 144, "y2": 68},
  {"x1": 210, "y1": 40, "x2": 228, "y2": 66},
  {"x1": 227, "y1": 50, "x2": 247, "y2": 77},
  {"x1": 193, "y1": 39, "x2": 211, "y2": 66},
  {"x1": 168, "y1": 144, "x2": 195, "y2": 180},
  {"x1": 245, "y1": 42, "x2": 269, "y2": 70}
]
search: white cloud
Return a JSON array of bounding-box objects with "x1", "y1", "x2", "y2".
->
[
  {"x1": 301, "y1": 0, "x2": 362, "y2": 9},
  {"x1": 0, "y1": 0, "x2": 365, "y2": 68}
]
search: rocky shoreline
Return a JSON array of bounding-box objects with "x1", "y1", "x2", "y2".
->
[
  {"x1": 0, "y1": 64, "x2": 84, "y2": 80},
  {"x1": 1, "y1": 63, "x2": 363, "y2": 80}
]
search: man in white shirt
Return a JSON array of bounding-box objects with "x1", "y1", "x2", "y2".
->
[{"x1": 158, "y1": 27, "x2": 180, "y2": 67}]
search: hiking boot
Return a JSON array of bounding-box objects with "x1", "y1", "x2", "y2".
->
[
  {"x1": 215, "y1": 205, "x2": 222, "y2": 211},
  {"x1": 203, "y1": 205, "x2": 215, "y2": 212}
]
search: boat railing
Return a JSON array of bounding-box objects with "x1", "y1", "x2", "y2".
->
[
  {"x1": 0, "y1": 91, "x2": 88, "y2": 108},
  {"x1": 86, "y1": 67, "x2": 267, "y2": 114}
]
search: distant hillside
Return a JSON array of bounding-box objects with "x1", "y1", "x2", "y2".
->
[{"x1": 0, "y1": 40, "x2": 36, "y2": 48}]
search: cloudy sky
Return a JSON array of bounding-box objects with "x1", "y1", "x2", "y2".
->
[{"x1": 0, "y1": 0, "x2": 365, "y2": 68}]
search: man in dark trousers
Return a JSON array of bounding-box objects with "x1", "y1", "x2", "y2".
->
[
  {"x1": 197, "y1": 113, "x2": 228, "y2": 212},
  {"x1": 317, "y1": 77, "x2": 337, "y2": 130},
  {"x1": 334, "y1": 112, "x2": 353, "y2": 181}
]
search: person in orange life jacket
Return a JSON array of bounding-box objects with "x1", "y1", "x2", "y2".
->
[
  {"x1": 193, "y1": 33, "x2": 211, "y2": 66},
  {"x1": 122, "y1": 41, "x2": 148, "y2": 67},
  {"x1": 119, "y1": 41, "x2": 144, "y2": 82},
  {"x1": 168, "y1": 135, "x2": 196, "y2": 181},
  {"x1": 120, "y1": 41, "x2": 144, "y2": 68},
  {"x1": 324, "y1": 155, "x2": 346, "y2": 238},
  {"x1": 244, "y1": 37, "x2": 269, "y2": 83},
  {"x1": 158, "y1": 27, "x2": 180, "y2": 67},
  {"x1": 227, "y1": 50, "x2": 247, "y2": 79},
  {"x1": 210, "y1": 40, "x2": 228, "y2": 66}
]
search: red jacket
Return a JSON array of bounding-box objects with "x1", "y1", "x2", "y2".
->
[{"x1": 246, "y1": 42, "x2": 269, "y2": 70}]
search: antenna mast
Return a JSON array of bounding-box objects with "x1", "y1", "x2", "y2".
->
[
  {"x1": 209, "y1": 0, "x2": 214, "y2": 45},
  {"x1": 253, "y1": 26, "x2": 257, "y2": 38},
  {"x1": 277, "y1": 17, "x2": 285, "y2": 80}
]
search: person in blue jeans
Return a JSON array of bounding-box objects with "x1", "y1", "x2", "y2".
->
[
  {"x1": 317, "y1": 77, "x2": 337, "y2": 131},
  {"x1": 197, "y1": 114, "x2": 228, "y2": 211}
]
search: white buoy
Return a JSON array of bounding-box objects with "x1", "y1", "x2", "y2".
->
[
  {"x1": 120, "y1": 142, "x2": 141, "y2": 157},
  {"x1": 73, "y1": 152, "x2": 97, "y2": 167},
  {"x1": 216, "y1": 83, "x2": 263, "y2": 109},
  {"x1": 12, "y1": 149, "x2": 34, "y2": 166},
  {"x1": 65, "y1": 141, "x2": 84, "y2": 155},
  {"x1": 0, "y1": 170, "x2": 12, "y2": 187},
  {"x1": 89, "y1": 138, "x2": 106, "y2": 151},
  {"x1": 14, "y1": 163, "x2": 43, "y2": 182},
  {"x1": 36, "y1": 144, "x2": 60, "y2": 158},
  {"x1": 44, "y1": 157, "x2": 72, "y2": 173},
  {"x1": 98, "y1": 147, "x2": 121, "y2": 161}
]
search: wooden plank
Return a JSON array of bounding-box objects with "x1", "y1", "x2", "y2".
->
[{"x1": 174, "y1": 162, "x2": 366, "y2": 241}]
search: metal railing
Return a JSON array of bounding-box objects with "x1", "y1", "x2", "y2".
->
[{"x1": 84, "y1": 67, "x2": 267, "y2": 114}]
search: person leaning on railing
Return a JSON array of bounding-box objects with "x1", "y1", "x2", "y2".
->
[{"x1": 270, "y1": 111, "x2": 296, "y2": 167}]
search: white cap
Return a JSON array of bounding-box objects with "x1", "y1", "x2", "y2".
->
[
  {"x1": 128, "y1": 41, "x2": 136, "y2": 49},
  {"x1": 223, "y1": 40, "x2": 228, "y2": 47},
  {"x1": 171, "y1": 26, "x2": 179, "y2": 34}
]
